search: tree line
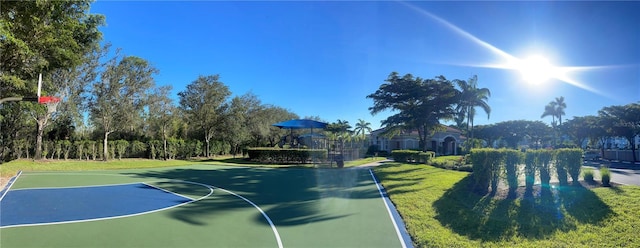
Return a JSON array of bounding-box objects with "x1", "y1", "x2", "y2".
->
[
  {"x1": 0, "y1": 1, "x2": 301, "y2": 162},
  {"x1": 367, "y1": 72, "x2": 639, "y2": 162}
]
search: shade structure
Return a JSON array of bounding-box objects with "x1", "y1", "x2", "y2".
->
[{"x1": 272, "y1": 119, "x2": 328, "y2": 129}]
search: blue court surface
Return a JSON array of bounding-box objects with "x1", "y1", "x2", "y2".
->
[{"x1": 0, "y1": 183, "x2": 193, "y2": 228}]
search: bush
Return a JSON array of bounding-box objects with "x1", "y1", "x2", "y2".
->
[
  {"x1": 391, "y1": 150, "x2": 420, "y2": 163},
  {"x1": 556, "y1": 148, "x2": 582, "y2": 185},
  {"x1": 504, "y1": 149, "x2": 523, "y2": 192},
  {"x1": 470, "y1": 149, "x2": 492, "y2": 194},
  {"x1": 247, "y1": 148, "x2": 328, "y2": 164},
  {"x1": 583, "y1": 168, "x2": 595, "y2": 183},
  {"x1": 418, "y1": 151, "x2": 435, "y2": 164},
  {"x1": 600, "y1": 167, "x2": 611, "y2": 186},
  {"x1": 524, "y1": 151, "x2": 538, "y2": 190},
  {"x1": 538, "y1": 149, "x2": 554, "y2": 188}
]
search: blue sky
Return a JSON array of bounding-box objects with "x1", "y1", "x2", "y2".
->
[{"x1": 90, "y1": 1, "x2": 640, "y2": 130}]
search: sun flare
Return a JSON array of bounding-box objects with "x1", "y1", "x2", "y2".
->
[{"x1": 517, "y1": 55, "x2": 555, "y2": 84}]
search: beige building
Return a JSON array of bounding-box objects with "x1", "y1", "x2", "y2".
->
[{"x1": 370, "y1": 126, "x2": 465, "y2": 155}]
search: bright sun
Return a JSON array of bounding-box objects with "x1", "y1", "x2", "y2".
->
[{"x1": 516, "y1": 55, "x2": 556, "y2": 85}]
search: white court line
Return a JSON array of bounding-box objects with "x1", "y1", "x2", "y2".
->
[
  {"x1": 213, "y1": 187, "x2": 284, "y2": 248},
  {"x1": 0, "y1": 180, "x2": 213, "y2": 229},
  {"x1": 369, "y1": 169, "x2": 408, "y2": 248},
  {"x1": 0, "y1": 174, "x2": 283, "y2": 248},
  {"x1": 7, "y1": 182, "x2": 143, "y2": 192},
  {"x1": 142, "y1": 182, "x2": 196, "y2": 201},
  {"x1": 0, "y1": 171, "x2": 22, "y2": 202}
]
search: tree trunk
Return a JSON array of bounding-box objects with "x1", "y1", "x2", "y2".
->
[
  {"x1": 205, "y1": 138, "x2": 210, "y2": 158},
  {"x1": 34, "y1": 115, "x2": 49, "y2": 160},
  {"x1": 103, "y1": 132, "x2": 110, "y2": 161},
  {"x1": 162, "y1": 125, "x2": 168, "y2": 160}
]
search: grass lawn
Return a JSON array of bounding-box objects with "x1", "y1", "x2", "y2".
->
[
  {"x1": 0, "y1": 156, "x2": 387, "y2": 178},
  {"x1": 0, "y1": 159, "x2": 196, "y2": 177},
  {"x1": 373, "y1": 163, "x2": 640, "y2": 247}
]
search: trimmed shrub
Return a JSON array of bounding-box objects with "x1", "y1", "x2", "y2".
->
[
  {"x1": 538, "y1": 149, "x2": 554, "y2": 188},
  {"x1": 524, "y1": 151, "x2": 538, "y2": 190},
  {"x1": 600, "y1": 167, "x2": 611, "y2": 187},
  {"x1": 504, "y1": 149, "x2": 523, "y2": 192},
  {"x1": 583, "y1": 167, "x2": 595, "y2": 183},
  {"x1": 391, "y1": 150, "x2": 420, "y2": 163},
  {"x1": 247, "y1": 148, "x2": 328, "y2": 164},
  {"x1": 418, "y1": 151, "x2": 435, "y2": 164},
  {"x1": 556, "y1": 148, "x2": 583, "y2": 184},
  {"x1": 114, "y1": 140, "x2": 129, "y2": 160},
  {"x1": 488, "y1": 149, "x2": 505, "y2": 192},
  {"x1": 470, "y1": 149, "x2": 492, "y2": 194},
  {"x1": 130, "y1": 140, "x2": 147, "y2": 158}
]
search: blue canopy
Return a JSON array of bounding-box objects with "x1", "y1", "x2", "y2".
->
[{"x1": 272, "y1": 119, "x2": 328, "y2": 129}]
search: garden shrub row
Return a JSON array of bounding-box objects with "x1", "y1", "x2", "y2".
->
[
  {"x1": 390, "y1": 150, "x2": 435, "y2": 164},
  {"x1": 470, "y1": 148, "x2": 583, "y2": 194},
  {"x1": 247, "y1": 148, "x2": 328, "y2": 164},
  {"x1": 14, "y1": 138, "x2": 210, "y2": 160}
]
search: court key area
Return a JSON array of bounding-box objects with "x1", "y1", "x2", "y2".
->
[{"x1": 0, "y1": 165, "x2": 412, "y2": 248}]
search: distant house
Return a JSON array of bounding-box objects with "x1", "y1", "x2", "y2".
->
[{"x1": 370, "y1": 126, "x2": 465, "y2": 155}]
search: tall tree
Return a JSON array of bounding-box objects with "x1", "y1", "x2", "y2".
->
[
  {"x1": 224, "y1": 93, "x2": 262, "y2": 156},
  {"x1": 1, "y1": 0, "x2": 104, "y2": 96},
  {"x1": 541, "y1": 102, "x2": 558, "y2": 127},
  {"x1": 562, "y1": 115, "x2": 596, "y2": 148},
  {"x1": 178, "y1": 75, "x2": 231, "y2": 157},
  {"x1": 89, "y1": 55, "x2": 158, "y2": 160},
  {"x1": 367, "y1": 72, "x2": 458, "y2": 151},
  {"x1": 1, "y1": 1, "x2": 104, "y2": 160},
  {"x1": 454, "y1": 75, "x2": 491, "y2": 140},
  {"x1": 147, "y1": 85, "x2": 175, "y2": 160},
  {"x1": 354, "y1": 119, "x2": 372, "y2": 138},
  {"x1": 598, "y1": 103, "x2": 640, "y2": 162},
  {"x1": 554, "y1": 96, "x2": 567, "y2": 126}
]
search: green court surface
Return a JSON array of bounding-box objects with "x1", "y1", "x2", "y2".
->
[{"x1": 0, "y1": 164, "x2": 407, "y2": 247}]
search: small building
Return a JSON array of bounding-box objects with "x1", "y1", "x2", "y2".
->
[{"x1": 370, "y1": 126, "x2": 465, "y2": 155}]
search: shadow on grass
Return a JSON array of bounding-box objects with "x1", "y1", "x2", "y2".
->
[
  {"x1": 433, "y1": 175, "x2": 614, "y2": 241},
  {"x1": 125, "y1": 166, "x2": 380, "y2": 226}
]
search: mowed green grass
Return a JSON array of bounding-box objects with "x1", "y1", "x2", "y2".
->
[
  {"x1": 1, "y1": 156, "x2": 388, "y2": 178},
  {"x1": 373, "y1": 163, "x2": 640, "y2": 247},
  {"x1": 1, "y1": 159, "x2": 196, "y2": 177}
]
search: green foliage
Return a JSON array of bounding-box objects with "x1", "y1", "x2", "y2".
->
[
  {"x1": 114, "y1": 140, "x2": 129, "y2": 160},
  {"x1": 600, "y1": 167, "x2": 611, "y2": 186},
  {"x1": 375, "y1": 163, "x2": 640, "y2": 247},
  {"x1": 130, "y1": 140, "x2": 147, "y2": 158},
  {"x1": 503, "y1": 149, "x2": 522, "y2": 192},
  {"x1": 390, "y1": 150, "x2": 420, "y2": 163},
  {"x1": 556, "y1": 148, "x2": 583, "y2": 184},
  {"x1": 537, "y1": 149, "x2": 554, "y2": 187},
  {"x1": 74, "y1": 140, "x2": 84, "y2": 160},
  {"x1": 583, "y1": 167, "x2": 595, "y2": 183},
  {"x1": 418, "y1": 151, "x2": 435, "y2": 164},
  {"x1": 367, "y1": 72, "x2": 458, "y2": 151},
  {"x1": 470, "y1": 148, "x2": 493, "y2": 194},
  {"x1": 524, "y1": 151, "x2": 538, "y2": 190},
  {"x1": 247, "y1": 148, "x2": 327, "y2": 164}
]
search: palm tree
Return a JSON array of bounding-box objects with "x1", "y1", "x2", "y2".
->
[
  {"x1": 455, "y1": 75, "x2": 491, "y2": 140},
  {"x1": 554, "y1": 96, "x2": 566, "y2": 126},
  {"x1": 354, "y1": 119, "x2": 372, "y2": 149},
  {"x1": 541, "y1": 102, "x2": 558, "y2": 127},
  {"x1": 354, "y1": 119, "x2": 372, "y2": 138}
]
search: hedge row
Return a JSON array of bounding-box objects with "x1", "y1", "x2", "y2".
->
[
  {"x1": 247, "y1": 148, "x2": 328, "y2": 164},
  {"x1": 470, "y1": 148, "x2": 583, "y2": 194},
  {"x1": 390, "y1": 150, "x2": 435, "y2": 164},
  {"x1": 14, "y1": 139, "x2": 208, "y2": 160}
]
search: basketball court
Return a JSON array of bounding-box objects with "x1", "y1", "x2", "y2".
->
[{"x1": 0, "y1": 164, "x2": 412, "y2": 247}]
